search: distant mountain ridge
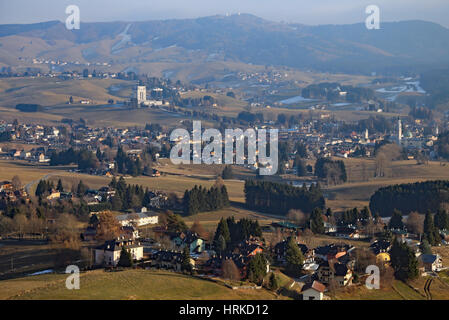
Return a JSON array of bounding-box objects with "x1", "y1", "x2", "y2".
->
[{"x1": 1, "y1": 14, "x2": 449, "y2": 74}]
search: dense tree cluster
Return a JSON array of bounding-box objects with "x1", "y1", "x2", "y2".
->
[
  {"x1": 314, "y1": 158, "x2": 347, "y2": 185},
  {"x1": 179, "y1": 95, "x2": 217, "y2": 108},
  {"x1": 420, "y1": 69, "x2": 449, "y2": 108},
  {"x1": 182, "y1": 185, "x2": 230, "y2": 216},
  {"x1": 339, "y1": 207, "x2": 372, "y2": 226},
  {"x1": 341, "y1": 116, "x2": 394, "y2": 135},
  {"x1": 409, "y1": 106, "x2": 432, "y2": 120},
  {"x1": 213, "y1": 217, "x2": 262, "y2": 254},
  {"x1": 237, "y1": 111, "x2": 264, "y2": 124},
  {"x1": 159, "y1": 211, "x2": 188, "y2": 233},
  {"x1": 390, "y1": 239, "x2": 419, "y2": 281},
  {"x1": 108, "y1": 176, "x2": 154, "y2": 211},
  {"x1": 301, "y1": 82, "x2": 375, "y2": 103},
  {"x1": 244, "y1": 180, "x2": 325, "y2": 215},
  {"x1": 0, "y1": 131, "x2": 12, "y2": 142},
  {"x1": 35, "y1": 180, "x2": 55, "y2": 197},
  {"x1": 115, "y1": 146, "x2": 144, "y2": 176},
  {"x1": 15, "y1": 103, "x2": 43, "y2": 112},
  {"x1": 50, "y1": 148, "x2": 99, "y2": 170},
  {"x1": 369, "y1": 180, "x2": 449, "y2": 217}
]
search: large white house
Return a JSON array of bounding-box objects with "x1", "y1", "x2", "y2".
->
[
  {"x1": 94, "y1": 239, "x2": 143, "y2": 266},
  {"x1": 116, "y1": 207, "x2": 159, "y2": 226}
]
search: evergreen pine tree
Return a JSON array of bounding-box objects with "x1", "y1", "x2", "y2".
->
[
  {"x1": 269, "y1": 272, "x2": 279, "y2": 291},
  {"x1": 390, "y1": 239, "x2": 418, "y2": 281},
  {"x1": 424, "y1": 211, "x2": 441, "y2": 246},
  {"x1": 285, "y1": 237, "x2": 304, "y2": 277},
  {"x1": 77, "y1": 180, "x2": 88, "y2": 197},
  {"x1": 389, "y1": 209, "x2": 404, "y2": 230},
  {"x1": 434, "y1": 209, "x2": 449, "y2": 230},
  {"x1": 214, "y1": 218, "x2": 231, "y2": 253},
  {"x1": 181, "y1": 246, "x2": 193, "y2": 273},
  {"x1": 310, "y1": 208, "x2": 325, "y2": 234},
  {"x1": 56, "y1": 179, "x2": 64, "y2": 192},
  {"x1": 247, "y1": 254, "x2": 267, "y2": 285},
  {"x1": 118, "y1": 247, "x2": 133, "y2": 268}
]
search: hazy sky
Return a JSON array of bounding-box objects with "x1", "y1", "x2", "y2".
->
[{"x1": 1, "y1": 0, "x2": 449, "y2": 27}]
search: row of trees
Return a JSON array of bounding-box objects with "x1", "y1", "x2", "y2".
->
[
  {"x1": 108, "y1": 176, "x2": 156, "y2": 212},
  {"x1": 182, "y1": 185, "x2": 230, "y2": 216},
  {"x1": 301, "y1": 82, "x2": 375, "y2": 103},
  {"x1": 339, "y1": 207, "x2": 374, "y2": 226},
  {"x1": 244, "y1": 180, "x2": 325, "y2": 215},
  {"x1": 369, "y1": 180, "x2": 449, "y2": 217},
  {"x1": 49, "y1": 148, "x2": 98, "y2": 170},
  {"x1": 36, "y1": 179, "x2": 86, "y2": 198}
]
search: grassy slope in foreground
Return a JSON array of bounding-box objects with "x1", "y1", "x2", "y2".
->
[{"x1": 2, "y1": 269, "x2": 280, "y2": 300}]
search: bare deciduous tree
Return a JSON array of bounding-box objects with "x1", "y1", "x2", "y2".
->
[
  {"x1": 190, "y1": 220, "x2": 209, "y2": 239},
  {"x1": 221, "y1": 259, "x2": 241, "y2": 281},
  {"x1": 11, "y1": 175, "x2": 22, "y2": 190},
  {"x1": 286, "y1": 209, "x2": 308, "y2": 226},
  {"x1": 406, "y1": 211, "x2": 424, "y2": 236},
  {"x1": 375, "y1": 144, "x2": 401, "y2": 178},
  {"x1": 96, "y1": 211, "x2": 121, "y2": 241}
]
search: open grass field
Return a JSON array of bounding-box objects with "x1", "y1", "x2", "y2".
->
[
  {"x1": 47, "y1": 170, "x2": 247, "y2": 203},
  {"x1": 333, "y1": 275, "x2": 449, "y2": 300},
  {"x1": 0, "y1": 77, "x2": 128, "y2": 108},
  {"x1": 0, "y1": 160, "x2": 65, "y2": 186},
  {"x1": 2, "y1": 155, "x2": 448, "y2": 214},
  {"x1": 325, "y1": 158, "x2": 449, "y2": 211},
  {"x1": 183, "y1": 206, "x2": 282, "y2": 231},
  {"x1": 0, "y1": 240, "x2": 60, "y2": 280},
  {"x1": 0, "y1": 269, "x2": 281, "y2": 300},
  {"x1": 0, "y1": 72, "x2": 397, "y2": 129}
]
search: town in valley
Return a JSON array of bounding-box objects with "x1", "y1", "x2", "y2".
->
[{"x1": 1, "y1": 1, "x2": 449, "y2": 302}]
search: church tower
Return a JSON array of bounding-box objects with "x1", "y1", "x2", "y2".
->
[{"x1": 137, "y1": 86, "x2": 147, "y2": 106}]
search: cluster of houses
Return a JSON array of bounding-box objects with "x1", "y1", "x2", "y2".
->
[
  {"x1": 89, "y1": 211, "x2": 446, "y2": 300},
  {"x1": 0, "y1": 180, "x2": 28, "y2": 203}
]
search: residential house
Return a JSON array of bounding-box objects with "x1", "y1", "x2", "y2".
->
[
  {"x1": 0, "y1": 181, "x2": 13, "y2": 192},
  {"x1": 317, "y1": 260, "x2": 353, "y2": 286},
  {"x1": 314, "y1": 244, "x2": 353, "y2": 262},
  {"x1": 46, "y1": 191, "x2": 61, "y2": 200},
  {"x1": 150, "y1": 250, "x2": 194, "y2": 271},
  {"x1": 274, "y1": 239, "x2": 314, "y2": 265},
  {"x1": 238, "y1": 240, "x2": 264, "y2": 258},
  {"x1": 301, "y1": 280, "x2": 326, "y2": 300},
  {"x1": 94, "y1": 239, "x2": 143, "y2": 266},
  {"x1": 370, "y1": 240, "x2": 391, "y2": 264},
  {"x1": 331, "y1": 226, "x2": 360, "y2": 239},
  {"x1": 420, "y1": 254, "x2": 443, "y2": 272},
  {"x1": 172, "y1": 231, "x2": 206, "y2": 254},
  {"x1": 116, "y1": 207, "x2": 159, "y2": 226}
]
